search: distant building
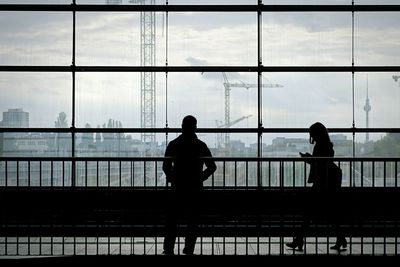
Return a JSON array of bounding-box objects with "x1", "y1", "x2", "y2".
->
[
  {"x1": 230, "y1": 140, "x2": 246, "y2": 156},
  {"x1": 331, "y1": 134, "x2": 352, "y2": 156},
  {"x1": 106, "y1": 0, "x2": 122, "y2": 4},
  {"x1": 261, "y1": 137, "x2": 310, "y2": 157},
  {"x1": 1, "y1": 108, "x2": 29, "y2": 128}
]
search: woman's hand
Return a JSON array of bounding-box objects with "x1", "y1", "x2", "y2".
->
[{"x1": 299, "y1": 152, "x2": 311, "y2": 157}]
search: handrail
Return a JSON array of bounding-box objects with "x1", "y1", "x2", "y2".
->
[{"x1": 0, "y1": 156, "x2": 399, "y2": 161}]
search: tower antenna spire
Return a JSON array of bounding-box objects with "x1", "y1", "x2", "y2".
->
[{"x1": 363, "y1": 75, "x2": 371, "y2": 143}]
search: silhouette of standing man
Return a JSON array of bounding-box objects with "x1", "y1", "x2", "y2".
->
[{"x1": 162, "y1": 115, "x2": 217, "y2": 255}]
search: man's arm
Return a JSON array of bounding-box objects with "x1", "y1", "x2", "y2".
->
[
  {"x1": 201, "y1": 145, "x2": 217, "y2": 181},
  {"x1": 162, "y1": 144, "x2": 174, "y2": 183}
]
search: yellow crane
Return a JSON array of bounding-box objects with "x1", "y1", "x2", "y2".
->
[{"x1": 221, "y1": 72, "x2": 283, "y2": 151}]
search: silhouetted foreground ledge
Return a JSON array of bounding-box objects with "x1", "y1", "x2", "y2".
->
[{"x1": 1, "y1": 255, "x2": 399, "y2": 266}]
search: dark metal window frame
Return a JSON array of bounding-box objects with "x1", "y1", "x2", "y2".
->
[
  {"x1": 0, "y1": 2, "x2": 400, "y2": 154},
  {"x1": 1, "y1": 3, "x2": 400, "y2": 257}
]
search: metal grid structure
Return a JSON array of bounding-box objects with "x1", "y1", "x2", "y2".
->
[
  {"x1": 0, "y1": 157, "x2": 399, "y2": 256},
  {"x1": 1, "y1": 1, "x2": 400, "y2": 257}
]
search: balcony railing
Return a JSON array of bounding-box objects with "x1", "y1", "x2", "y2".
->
[
  {"x1": 1, "y1": 157, "x2": 399, "y2": 188},
  {"x1": 0, "y1": 157, "x2": 399, "y2": 257}
]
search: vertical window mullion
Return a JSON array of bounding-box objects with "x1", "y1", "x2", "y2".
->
[
  {"x1": 71, "y1": 0, "x2": 76, "y2": 188},
  {"x1": 257, "y1": 0, "x2": 263, "y2": 189}
]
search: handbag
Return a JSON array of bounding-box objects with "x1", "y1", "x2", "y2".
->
[{"x1": 328, "y1": 162, "x2": 342, "y2": 188}]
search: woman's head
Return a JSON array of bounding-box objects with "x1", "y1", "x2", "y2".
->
[{"x1": 309, "y1": 122, "x2": 331, "y2": 144}]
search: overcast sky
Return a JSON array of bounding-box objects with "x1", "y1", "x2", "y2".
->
[{"x1": 0, "y1": 1, "x2": 399, "y2": 146}]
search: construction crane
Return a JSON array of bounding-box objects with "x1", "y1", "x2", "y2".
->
[
  {"x1": 221, "y1": 72, "x2": 283, "y2": 151},
  {"x1": 217, "y1": 115, "x2": 252, "y2": 129},
  {"x1": 106, "y1": 0, "x2": 156, "y2": 149},
  {"x1": 216, "y1": 115, "x2": 252, "y2": 154}
]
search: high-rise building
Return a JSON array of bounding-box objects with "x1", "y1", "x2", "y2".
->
[{"x1": 1, "y1": 108, "x2": 29, "y2": 128}]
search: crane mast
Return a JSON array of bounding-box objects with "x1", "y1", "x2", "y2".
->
[
  {"x1": 106, "y1": 0, "x2": 156, "y2": 150},
  {"x1": 140, "y1": 0, "x2": 156, "y2": 148}
]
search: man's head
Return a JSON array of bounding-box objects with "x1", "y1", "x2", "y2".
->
[{"x1": 182, "y1": 115, "x2": 197, "y2": 133}]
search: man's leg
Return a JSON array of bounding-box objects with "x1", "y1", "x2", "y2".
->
[
  {"x1": 183, "y1": 215, "x2": 197, "y2": 255},
  {"x1": 183, "y1": 195, "x2": 200, "y2": 255},
  {"x1": 163, "y1": 196, "x2": 177, "y2": 255}
]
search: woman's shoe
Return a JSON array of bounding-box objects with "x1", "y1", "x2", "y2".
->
[
  {"x1": 285, "y1": 239, "x2": 304, "y2": 251},
  {"x1": 330, "y1": 237, "x2": 347, "y2": 251}
]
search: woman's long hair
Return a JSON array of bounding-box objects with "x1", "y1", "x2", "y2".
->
[{"x1": 309, "y1": 122, "x2": 332, "y2": 145}]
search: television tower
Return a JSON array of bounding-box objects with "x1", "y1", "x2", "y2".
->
[{"x1": 363, "y1": 77, "x2": 371, "y2": 142}]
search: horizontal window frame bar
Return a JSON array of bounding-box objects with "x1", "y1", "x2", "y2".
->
[
  {"x1": 1, "y1": 66, "x2": 400, "y2": 72},
  {"x1": 0, "y1": 156, "x2": 399, "y2": 161},
  {"x1": 1, "y1": 4, "x2": 400, "y2": 12},
  {"x1": 1, "y1": 127, "x2": 399, "y2": 133}
]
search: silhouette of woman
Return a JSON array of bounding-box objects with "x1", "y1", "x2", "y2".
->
[{"x1": 285, "y1": 122, "x2": 347, "y2": 251}]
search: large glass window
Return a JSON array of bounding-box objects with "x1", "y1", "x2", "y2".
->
[{"x1": 0, "y1": 3, "x2": 398, "y2": 162}]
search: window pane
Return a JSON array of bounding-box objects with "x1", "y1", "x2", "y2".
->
[
  {"x1": 356, "y1": 132, "x2": 400, "y2": 157},
  {"x1": 0, "y1": 132, "x2": 72, "y2": 157},
  {"x1": 356, "y1": 0, "x2": 400, "y2": 4},
  {"x1": 263, "y1": 12, "x2": 352, "y2": 66},
  {"x1": 262, "y1": 133, "x2": 352, "y2": 157},
  {"x1": 167, "y1": 72, "x2": 257, "y2": 128},
  {"x1": 0, "y1": 0, "x2": 70, "y2": 3},
  {"x1": 76, "y1": 72, "x2": 166, "y2": 128},
  {"x1": 168, "y1": 0, "x2": 256, "y2": 4},
  {"x1": 355, "y1": 132, "x2": 400, "y2": 188},
  {"x1": 178, "y1": 133, "x2": 257, "y2": 187},
  {"x1": 262, "y1": 132, "x2": 352, "y2": 188},
  {"x1": 79, "y1": 0, "x2": 257, "y2": 4},
  {"x1": 265, "y1": 0, "x2": 350, "y2": 4},
  {"x1": 355, "y1": 73, "x2": 400, "y2": 128},
  {"x1": 0, "y1": 73, "x2": 72, "y2": 128},
  {"x1": 75, "y1": 132, "x2": 166, "y2": 187},
  {"x1": 262, "y1": 73, "x2": 352, "y2": 128},
  {"x1": 81, "y1": 0, "x2": 257, "y2": 3},
  {"x1": 76, "y1": 12, "x2": 166, "y2": 66},
  {"x1": 169, "y1": 12, "x2": 257, "y2": 66},
  {"x1": 355, "y1": 12, "x2": 400, "y2": 66},
  {"x1": 0, "y1": 12, "x2": 72, "y2": 65},
  {"x1": 76, "y1": 132, "x2": 166, "y2": 157}
]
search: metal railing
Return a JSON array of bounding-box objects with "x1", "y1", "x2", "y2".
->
[
  {"x1": 0, "y1": 157, "x2": 399, "y2": 256},
  {"x1": 0, "y1": 157, "x2": 399, "y2": 188}
]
